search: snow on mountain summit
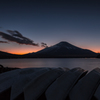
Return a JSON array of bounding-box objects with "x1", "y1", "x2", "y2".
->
[{"x1": 34, "y1": 41, "x2": 97, "y2": 58}]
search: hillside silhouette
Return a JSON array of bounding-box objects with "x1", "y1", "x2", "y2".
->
[
  {"x1": 22, "y1": 41, "x2": 97, "y2": 58},
  {"x1": 0, "y1": 41, "x2": 98, "y2": 58}
]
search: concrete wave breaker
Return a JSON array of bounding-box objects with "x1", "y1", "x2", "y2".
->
[
  {"x1": 0, "y1": 67, "x2": 100, "y2": 100},
  {"x1": 69, "y1": 68, "x2": 100, "y2": 100},
  {"x1": 45, "y1": 68, "x2": 87, "y2": 100}
]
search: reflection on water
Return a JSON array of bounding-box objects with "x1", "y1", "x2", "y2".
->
[{"x1": 0, "y1": 58, "x2": 100, "y2": 71}]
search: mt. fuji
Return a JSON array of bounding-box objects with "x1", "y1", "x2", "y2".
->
[{"x1": 30, "y1": 41, "x2": 97, "y2": 58}]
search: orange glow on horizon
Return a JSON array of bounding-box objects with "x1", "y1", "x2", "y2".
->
[
  {"x1": 92, "y1": 50, "x2": 100, "y2": 53},
  {"x1": 1, "y1": 44, "x2": 100, "y2": 55},
  {"x1": 8, "y1": 49, "x2": 42, "y2": 55},
  {"x1": 2, "y1": 47, "x2": 44, "y2": 55},
  {"x1": 6, "y1": 48, "x2": 100, "y2": 55},
  {"x1": 77, "y1": 45, "x2": 100, "y2": 54},
  {"x1": 86, "y1": 48, "x2": 100, "y2": 54}
]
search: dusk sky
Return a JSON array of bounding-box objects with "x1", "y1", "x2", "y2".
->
[{"x1": 0, "y1": 0, "x2": 100, "y2": 54}]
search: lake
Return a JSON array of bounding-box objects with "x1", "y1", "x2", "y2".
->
[{"x1": 0, "y1": 58, "x2": 100, "y2": 71}]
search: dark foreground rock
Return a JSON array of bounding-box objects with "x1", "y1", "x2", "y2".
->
[
  {"x1": 97, "y1": 54, "x2": 100, "y2": 58},
  {"x1": 0, "y1": 64, "x2": 19, "y2": 74},
  {"x1": 0, "y1": 67, "x2": 100, "y2": 100}
]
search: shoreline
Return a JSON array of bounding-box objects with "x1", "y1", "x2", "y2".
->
[{"x1": 0, "y1": 64, "x2": 19, "y2": 74}]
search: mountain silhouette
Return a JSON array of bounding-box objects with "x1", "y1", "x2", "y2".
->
[
  {"x1": 97, "y1": 54, "x2": 100, "y2": 58},
  {"x1": 0, "y1": 41, "x2": 98, "y2": 58},
  {"x1": 0, "y1": 51, "x2": 19, "y2": 58},
  {"x1": 32, "y1": 41, "x2": 97, "y2": 58}
]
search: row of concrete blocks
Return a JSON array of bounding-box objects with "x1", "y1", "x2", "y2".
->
[{"x1": 0, "y1": 67, "x2": 100, "y2": 100}]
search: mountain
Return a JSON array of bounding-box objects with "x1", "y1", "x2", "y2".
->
[
  {"x1": 21, "y1": 52, "x2": 35, "y2": 58},
  {"x1": 32, "y1": 41, "x2": 97, "y2": 58},
  {"x1": 0, "y1": 41, "x2": 98, "y2": 58},
  {"x1": 97, "y1": 54, "x2": 100, "y2": 58},
  {"x1": 0, "y1": 51, "x2": 19, "y2": 58}
]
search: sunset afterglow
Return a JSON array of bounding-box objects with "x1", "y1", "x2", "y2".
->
[{"x1": 0, "y1": 1, "x2": 100, "y2": 55}]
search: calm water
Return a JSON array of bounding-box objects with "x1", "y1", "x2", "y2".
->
[{"x1": 0, "y1": 58, "x2": 100, "y2": 71}]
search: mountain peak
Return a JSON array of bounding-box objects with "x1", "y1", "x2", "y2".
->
[
  {"x1": 57, "y1": 41, "x2": 71, "y2": 45},
  {"x1": 34, "y1": 41, "x2": 97, "y2": 58},
  {"x1": 55, "y1": 41, "x2": 76, "y2": 48}
]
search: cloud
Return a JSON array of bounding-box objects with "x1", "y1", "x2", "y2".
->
[
  {"x1": 0, "y1": 30, "x2": 39, "y2": 46},
  {"x1": 0, "y1": 41, "x2": 8, "y2": 43},
  {"x1": 41, "y1": 42, "x2": 48, "y2": 48}
]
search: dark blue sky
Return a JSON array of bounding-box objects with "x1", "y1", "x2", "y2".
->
[{"x1": 0, "y1": 0, "x2": 100, "y2": 54}]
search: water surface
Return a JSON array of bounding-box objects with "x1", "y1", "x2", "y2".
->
[{"x1": 0, "y1": 58, "x2": 100, "y2": 71}]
